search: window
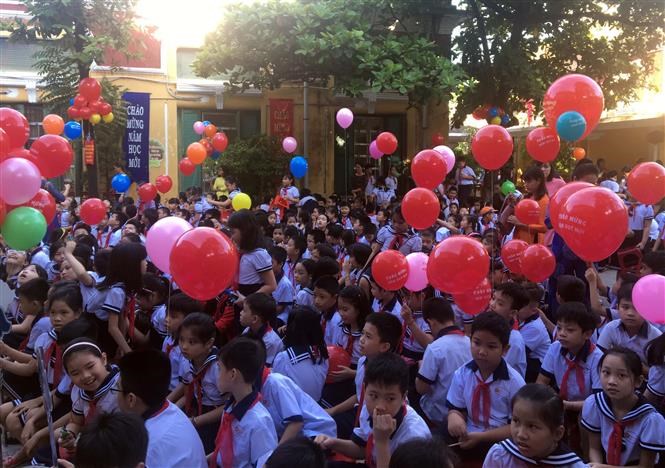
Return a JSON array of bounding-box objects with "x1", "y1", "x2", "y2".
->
[
  {"x1": 201, "y1": 111, "x2": 261, "y2": 142},
  {"x1": 0, "y1": 38, "x2": 42, "y2": 73},
  {"x1": 176, "y1": 49, "x2": 199, "y2": 79}
]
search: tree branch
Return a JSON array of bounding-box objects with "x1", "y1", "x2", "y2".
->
[
  {"x1": 469, "y1": 0, "x2": 492, "y2": 66},
  {"x1": 477, "y1": 0, "x2": 514, "y2": 20}
]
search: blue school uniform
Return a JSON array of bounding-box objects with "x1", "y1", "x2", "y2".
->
[
  {"x1": 322, "y1": 310, "x2": 342, "y2": 347},
  {"x1": 331, "y1": 323, "x2": 362, "y2": 364},
  {"x1": 71, "y1": 366, "x2": 120, "y2": 423},
  {"x1": 162, "y1": 335, "x2": 184, "y2": 391},
  {"x1": 295, "y1": 285, "x2": 315, "y2": 308},
  {"x1": 272, "y1": 274, "x2": 294, "y2": 325},
  {"x1": 272, "y1": 346, "x2": 328, "y2": 402},
  {"x1": 506, "y1": 328, "x2": 528, "y2": 378},
  {"x1": 483, "y1": 439, "x2": 586, "y2": 467},
  {"x1": 539, "y1": 340, "x2": 602, "y2": 401},
  {"x1": 375, "y1": 225, "x2": 422, "y2": 255},
  {"x1": 596, "y1": 319, "x2": 662, "y2": 364}
]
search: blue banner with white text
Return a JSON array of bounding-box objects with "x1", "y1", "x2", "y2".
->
[{"x1": 122, "y1": 92, "x2": 151, "y2": 184}]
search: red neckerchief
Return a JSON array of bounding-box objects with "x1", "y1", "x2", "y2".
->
[
  {"x1": 345, "y1": 331, "x2": 356, "y2": 357},
  {"x1": 608, "y1": 419, "x2": 635, "y2": 466},
  {"x1": 471, "y1": 373, "x2": 492, "y2": 429},
  {"x1": 124, "y1": 296, "x2": 137, "y2": 341},
  {"x1": 365, "y1": 405, "x2": 407, "y2": 468},
  {"x1": 388, "y1": 233, "x2": 404, "y2": 251},
  {"x1": 96, "y1": 228, "x2": 111, "y2": 248},
  {"x1": 165, "y1": 341, "x2": 175, "y2": 357},
  {"x1": 43, "y1": 341, "x2": 63, "y2": 388},
  {"x1": 85, "y1": 398, "x2": 99, "y2": 425},
  {"x1": 185, "y1": 359, "x2": 215, "y2": 417},
  {"x1": 210, "y1": 393, "x2": 262, "y2": 468},
  {"x1": 560, "y1": 343, "x2": 596, "y2": 400}
]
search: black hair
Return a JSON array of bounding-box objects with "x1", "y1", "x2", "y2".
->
[
  {"x1": 57, "y1": 317, "x2": 99, "y2": 346},
  {"x1": 225, "y1": 174, "x2": 238, "y2": 185},
  {"x1": 556, "y1": 275, "x2": 586, "y2": 303},
  {"x1": 297, "y1": 258, "x2": 317, "y2": 279},
  {"x1": 471, "y1": 311, "x2": 511, "y2": 347},
  {"x1": 419, "y1": 228, "x2": 435, "y2": 239},
  {"x1": 325, "y1": 206, "x2": 339, "y2": 219},
  {"x1": 391, "y1": 204, "x2": 405, "y2": 222},
  {"x1": 119, "y1": 349, "x2": 171, "y2": 409},
  {"x1": 289, "y1": 235, "x2": 307, "y2": 257},
  {"x1": 495, "y1": 282, "x2": 530, "y2": 310},
  {"x1": 21, "y1": 263, "x2": 48, "y2": 281},
  {"x1": 177, "y1": 208, "x2": 190, "y2": 221},
  {"x1": 17, "y1": 277, "x2": 49, "y2": 303},
  {"x1": 365, "y1": 312, "x2": 403, "y2": 352},
  {"x1": 389, "y1": 437, "x2": 459, "y2": 468},
  {"x1": 537, "y1": 161, "x2": 560, "y2": 182},
  {"x1": 266, "y1": 436, "x2": 326, "y2": 468},
  {"x1": 617, "y1": 281, "x2": 636, "y2": 304},
  {"x1": 338, "y1": 286, "x2": 371, "y2": 330},
  {"x1": 312, "y1": 257, "x2": 340, "y2": 283},
  {"x1": 284, "y1": 306, "x2": 329, "y2": 363},
  {"x1": 341, "y1": 229, "x2": 356, "y2": 249},
  {"x1": 204, "y1": 208, "x2": 221, "y2": 221},
  {"x1": 122, "y1": 233, "x2": 142, "y2": 243},
  {"x1": 283, "y1": 173, "x2": 295, "y2": 183},
  {"x1": 556, "y1": 302, "x2": 597, "y2": 332},
  {"x1": 349, "y1": 243, "x2": 372, "y2": 266},
  {"x1": 125, "y1": 204, "x2": 138, "y2": 219},
  {"x1": 72, "y1": 242, "x2": 94, "y2": 269},
  {"x1": 167, "y1": 293, "x2": 201, "y2": 317},
  {"x1": 364, "y1": 352, "x2": 409, "y2": 394},
  {"x1": 523, "y1": 282, "x2": 545, "y2": 304},
  {"x1": 93, "y1": 248, "x2": 111, "y2": 278},
  {"x1": 218, "y1": 337, "x2": 265, "y2": 384},
  {"x1": 269, "y1": 246, "x2": 287, "y2": 267},
  {"x1": 139, "y1": 272, "x2": 169, "y2": 302},
  {"x1": 228, "y1": 209, "x2": 262, "y2": 252},
  {"x1": 511, "y1": 383, "x2": 564, "y2": 431},
  {"x1": 605, "y1": 169, "x2": 618, "y2": 179},
  {"x1": 63, "y1": 337, "x2": 104, "y2": 372},
  {"x1": 572, "y1": 162, "x2": 599, "y2": 181},
  {"x1": 142, "y1": 208, "x2": 158, "y2": 228},
  {"x1": 75, "y1": 412, "x2": 148, "y2": 468},
  {"x1": 49, "y1": 240, "x2": 66, "y2": 261},
  {"x1": 73, "y1": 222, "x2": 92, "y2": 235},
  {"x1": 313, "y1": 275, "x2": 339, "y2": 297},
  {"x1": 599, "y1": 346, "x2": 643, "y2": 382},
  {"x1": 99, "y1": 242, "x2": 147, "y2": 294},
  {"x1": 47, "y1": 280, "x2": 83, "y2": 313},
  {"x1": 307, "y1": 229, "x2": 326, "y2": 246},
  {"x1": 326, "y1": 223, "x2": 343, "y2": 240},
  {"x1": 245, "y1": 292, "x2": 277, "y2": 324},
  {"x1": 168, "y1": 197, "x2": 179, "y2": 205},
  {"x1": 180, "y1": 312, "x2": 216, "y2": 343},
  {"x1": 522, "y1": 165, "x2": 547, "y2": 201},
  {"x1": 422, "y1": 297, "x2": 455, "y2": 324},
  {"x1": 111, "y1": 210, "x2": 128, "y2": 227},
  {"x1": 643, "y1": 251, "x2": 665, "y2": 276},
  {"x1": 313, "y1": 243, "x2": 336, "y2": 261},
  {"x1": 198, "y1": 219, "x2": 215, "y2": 228},
  {"x1": 646, "y1": 333, "x2": 665, "y2": 367}
]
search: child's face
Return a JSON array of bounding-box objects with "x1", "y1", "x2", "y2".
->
[
  {"x1": 470, "y1": 329, "x2": 506, "y2": 373},
  {"x1": 482, "y1": 237, "x2": 495, "y2": 255},
  {"x1": 511, "y1": 398, "x2": 562, "y2": 459},
  {"x1": 340, "y1": 206, "x2": 350, "y2": 217},
  {"x1": 286, "y1": 216, "x2": 297, "y2": 226},
  {"x1": 18, "y1": 265, "x2": 40, "y2": 286},
  {"x1": 273, "y1": 228, "x2": 284, "y2": 244},
  {"x1": 306, "y1": 234, "x2": 316, "y2": 252},
  {"x1": 337, "y1": 297, "x2": 359, "y2": 328},
  {"x1": 271, "y1": 257, "x2": 283, "y2": 276},
  {"x1": 311, "y1": 248, "x2": 320, "y2": 262},
  {"x1": 600, "y1": 354, "x2": 641, "y2": 400},
  {"x1": 446, "y1": 216, "x2": 457, "y2": 227},
  {"x1": 18, "y1": 295, "x2": 42, "y2": 316},
  {"x1": 489, "y1": 291, "x2": 515, "y2": 321},
  {"x1": 52, "y1": 247, "x2": 65, "y2": 266},
  {"x1": 60, "y1": 260, "x2": 76, "y2": 281},
  {"x1": 376, "y1": 211, "x2": 386, "y2": 224},
  {"x1": 364, "y1": 381, "x2": 404, "y2": 419},
  {"x1": 49, "y1": 299, "x2": 81, "y2": 332},
  {"x1": 108, "y1": 214, "x2": 119, "y2": 228},
  {"x1": 448, "y1": 190, "x2": 458, "y2": 200},
  {"x1": 421, "y1": 235, "x2": 434, "y2": 252},
  {"x1": 555, "y1": 320, "x2": 591, "y2": 352},
  {"x1": 239, "y1": 303, "x2": 258, "y2": 328},
  {"x1": 359, "y1": 323, "x2": 388, "y2": 357},
  {"x1": 473, "y1": 202, "x2": 481, "y2": 212},
  {"x1": 391, "y1": 214, "x2": 408, "y2": 234},
  {"x1": 165, "y1": 310, "x2": 186, "y2": 335},
  {"x1": 353, "y1": 219, "x2": 364, "y2": 236},
  {"x1": 136, "y1": 290, "x2": 158, "y2": 312},
  {"x1": 450, "y1": 204, "x2": 459, "y2": 215},
  {"x1": 66, "y1": 351, "x2": 108, "y2": 392},
  {"x1": 370, "y1": 282, "x2": 392, "y2": 303},
  {"x1": 282, "y1": 176, "x2": 292, "y2": 187},
  {"x1": 618, "y1": 298, "x2": 644, "y2": 332},
  {"x1": 158, "y1": 208, "x2": 169, "y2": 219},
  {"x1": 216, "y1": 361, "x2": 236, "y2": 394},
  {"x1": 178, "y1": 327, "x2": 213, "y2": 362},
  {"x1": 459, "y1": 207, "x2": 469, "y2": 216},
  {"x1": 268, "y1": 213, "x2": 277, "y2": 226},
  {"x1": 293, "y1": 263, "x2": 310, "y2": 287},
  {"x1": 285, "y1": 238, "x2": 299, "y2": 258},
  {"x1": 316, "y1": 215, "x2": 328, "y2": 230},
  {"x1": 123, "y1": 223, "x2": 138, "y2": 236},
  {"x1": 314, "y1": 288, "x2": 337, "y2": 313},
  {"x1": 168, "y1": 201, "x2": 178, "y2": 211}
]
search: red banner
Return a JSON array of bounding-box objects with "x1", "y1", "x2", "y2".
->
[
  {"x1": 84, "y1": 137, "x2": 95, "y2": 165},
  {"x1": 269, "y1": 99, "x2": 294, "y2": 139}
]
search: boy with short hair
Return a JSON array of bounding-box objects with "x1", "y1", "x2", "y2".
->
[
  {"x1": 446, "y1": 312, "x2": 526, "y2": 460},
  {"x1": 240, "y1": 293, "x2": 284, "y2": 366},
  {"x1": 272, "y1": 225, "x2": 285, "y2": 247},
  {"x1": 370, "y1": 276, "x2": 402, "y2": 318},
  {"x1": 416, "y1": 298, "x2": 471, "y2": 427},
  {"x1": 269, "y1": 247, "x2": 294, "y2": 327},
  {"x1": 517, "y1": 282, "x2": 552, "y2": 382},
  {"x1": 313, "y1": 276, "x2": 341, "y2": 346},
  {"x1": 163, "y1": 293, "x2": 201, "y2": 390},
  {"x1": 315, "y1": 353, "x2": 431, "y2": 467},
  {"x1": 419, "y1": 229, "x2": 435, "y2": 254},
  {"x1": 284, "y1": 235, "x2": 305, "y2": 285},
  {"x1": 305, "y1": 230, "x2": 325, "y2": 259},
  {"x1": 210, "y1": 338, "x2": 278, "y2": 468}
]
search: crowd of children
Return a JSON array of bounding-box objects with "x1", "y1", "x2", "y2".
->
[{"x1": 0, "y1": 156, "x2": 664, "y2": 468}]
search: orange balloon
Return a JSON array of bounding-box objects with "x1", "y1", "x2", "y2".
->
[
  {"x1": 204, "y1": 124, "x2": 217, "y2": 138},
  {"x1": 42, "y1": 114, "x2": 65, "y2": 135},
  {"x1": 187, "y1": 142, "x2": 207, "y2": 165},
  {"x1": 572, "y1": 147, "x2": 586, "y2": 160}
]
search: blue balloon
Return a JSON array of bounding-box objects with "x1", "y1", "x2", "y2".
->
[
  {"x1": 211, "y1": 151, "x2": 221, "y2": 160},
  {"x1": 289, "y1": 156, "x2": 308, "y2": 179},
  {"x1": 64, "y1": 121, "x2": 82, "y2": 140},
  {"x1": 111, "y1": 173, "x2": 131, "y2": 192},
  {"x1": 203, "y1": 120, "x2": 211, "y2": 127},
  {"x1": 488, "y1": 107, "x2": 499, "y2": 118},
  {"x1": 501, "y1": 114, "x2": 510, "y2": 125},
  {"x1": 69, "y1": 98, "x2": 75, "y2": 105},
  {"x1": 556, "y1": 111, "x2": 587, "y2": 142}
]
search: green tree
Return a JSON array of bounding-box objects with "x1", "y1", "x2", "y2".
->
[
  {"x1": 7, "y1": 0, "x2": 141, "y2": 196},
  {"x1": 193, "y1": 0, "x2": 468, "y2": 107},
  {"x1": 452, "y1": 0, "x2": 665, "y2": 126}
]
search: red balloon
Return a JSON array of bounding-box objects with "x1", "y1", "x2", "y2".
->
[
  {"x1": 200, "y1": 139, "x2": 214, "y2": 157},
  {"x1": 431, "y1": 132, "x2": 445, "y2": 146},
  {"x1": 138, "y1": 183, "x2": 158, "y2": 203},
  {"x1": 212, "y1": 132, "x2": 229, "y2": 152},
  {"x1": 29, "y1": 135, "x2": 74, "y2": 178},
  {"x1": 80, "y1": 198, "x2": 107, "y2": 225},
  {"x1": 326, "y1": 346, "x2": 352, "y2": 384},
  {"x1": 1, "y1": 146, "x2": 34, "y2": 164},
  {"x1": 549, "y1": 181, "x2": 594, "y2": 230},
  {"x1": 73, "y1": 95, "x2": 87, "y2": 108},
  {"x1": 89, "y1": 100, "x2": 103, "y2": 113},
  {"x1": 452, "y1": 277, "x2": 492, "y2": 315},
  {"x1": 427, "y1": 237, "x2": 489, "y2": 294},
  {"x1": 526, "y1": 127, "x2": 560, "y2": 163},
  {"x1": 179, "y1": 158, "x2": 196, "y2": 176},
  {"x1": 170, "y1": 227, "x2": 239, "y2": 300},
  {"x1": 627, "y1": 162, "x2": 665, "y2": 205},
  {"x1": 371, "y1": 250, "x2": 409, "y2": 291},
  {"x1": 0, "y1": 128, "x2": 8, "y2": 158},
  {"x1": 520, "y1": 244, "x2": 556, "y2": 283},
  {"x1": 7, "y1": 189, "x2": 56, "y2": 224},
  {"x1": 471, "y1": 125, "x2": 513, "y2": 170},
  {"x1": 515, "y1": 199, "x2": 541, "y2": 226},
  {"x1": 79, "y1": 78, "x2": 102, "y2": 102},
  {"x1": 557, "y1": 187, "x2": 628, "y2": 262},
  {"x1": 402, "y1": 188, "x2": 440, "y2": 230},
  {"x1": 500, "y1": 239, "x2": 529, "y2": 275},
  {"x1": 99, "y1": 102, "x2": 112, "y2": 116},
  {"x1": 0, "y1": 199, "x2": 6, "y2": 225},
  {"x1": 79, "y1": 107, "x2": 92, "y2": 120},
  {"x1": 376, "y1": 132, "x2": 398, "y2": 155},
  {"x1": 67, "y1": 106, "x2": 81, "y2": 120},
  {"x1": 155, "y1": 175, "x2": 173, "y2": 194},
  {"x1": 411, "y1": 149, "x2": 447, "y2": 190},
  {"x1": 543, "y1": 74, "x2": 604, "y2": 141},
  {"x1": 0, "y1": 108, "x2": 30, "y2": 149}
]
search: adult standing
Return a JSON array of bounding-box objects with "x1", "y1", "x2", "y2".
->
[
  {"x1": 455, "y1": 157, "x2": 476, "y2": 207},
  {"x1": 538, "y1": 162, "x2": 566, "y2": 197},
  {"x1": 508, "y1": 166, "x2": 549, "y2": 244},
  {"x1": 351, "y1": 163, "x2": 366, "y2": 198}
]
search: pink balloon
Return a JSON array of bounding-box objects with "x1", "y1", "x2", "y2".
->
[
  {"x1": 193, "y1": 121, "x2": 205, "y2": 135},
  {"x1": 0, "y1": 158, "x2": 41, "y2": 205},
  {"x1": 369, "y1": 140, "x2": 383, "y2": 160},
  {"x1": 404, "y1": 252, "x2": 429, "y2": 292},
  {"x1": 145, "y1": 216, "x2": 193, "y2": 274},
  {"x1": 336, "y1": 108, "x2": 354, "y2": 129},
  {"x1": 632, "y1": 274, "x2": 665, "y2": 324},
  {"x1": 282, "y1": 136, "x2": 297, "y2": 153},
  {"x1": 433, "y1": 145, "x2": 455, "y2": 175}
]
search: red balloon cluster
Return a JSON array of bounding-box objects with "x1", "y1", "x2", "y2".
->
[
  {"x1": 427, "y1": 237, "x2": 489, "y2": 294},
  {"x1": 0, "y1": 108, "x2": 30, "y2": 159},
  {"x1": 500, "y1": 240, "x2": 529, "y2": 275},
  {"x1": 185, "y1": 121, "x2": 229, "y2": 170},
  {"x1": 80, "y1": 198, "x2": 107, "y2": 225},
  {"x1": 515, "y1": 199, "x2": 541, "y2": 226},
  {"x1": 29, "y1": 134, "x2": 74, "y2": 178},
  {"x1": 500, "y1": 239, "x2": 555, "y2": 282},
  {"x1": 549, "y1": 182, "x2": 594, "y2": 231},
  {"x1": 67, "y1": 78, "x2": 113, "y2": 125}
]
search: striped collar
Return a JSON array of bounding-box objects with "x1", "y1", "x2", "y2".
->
[
  {"x1": 340, "y1": 323, "x2": 362, "y2": 338},
  {"x1": 465, "y1": 358, "x2": 510, "y2": 381},
  {"x1": 189, "y1": 348, "x2": 218, "y2": 376},
  {"x1": 559, "y1": 339, "x2": 594, "y2": 363},
  {"x1": 500, "y1": 439, "x2": 584, "y2": 466},
  {"x1": 48, "y1": 328, "x2": 59, "y2": 341},
  {"x1": 79, "y1": 365, "x2": 119, "y2": 402},
  {"x1": 287, "y1": 346, "x2": 317, "y2": 365},
  {"x1": 595, "y1": 391, "x2": 655, "y2": 423},
  {"x1": 518, "y1": 314, "x2": 540, "y2": 329}
]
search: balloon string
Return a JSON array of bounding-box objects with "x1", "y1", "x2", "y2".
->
[{"x1": 490, "y1": 169, "x2": 496, "y2": 288}]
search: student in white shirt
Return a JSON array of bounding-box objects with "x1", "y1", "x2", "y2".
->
[
  {"x1": 280, "y1": 174, "x2": 300, "y2": 206},
  {"x1": 240, "y1": 293, "x2": 284, "y2": 367},
  {"x1": 116, "y1": 349, "x2": 207, "y2": 468},
  {"x1": 455, "y1": 157, "x2": 476, "y2": 206},
  {"x1": 488, "y1": 283, "x2": 529, "y2": 377}
]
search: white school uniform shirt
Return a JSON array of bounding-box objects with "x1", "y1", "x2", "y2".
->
[
  {"x1": 150, "y1": 303, "x2": 168, "y2": 339},
  {"x1": 600, "y1": 179, "x2": 621, "y2": 193},
  {"x1": 145, "y1": 401, "x2": 207, "y2": 468},
  {"x1": 417, "y1": 327, "x2": 471, "y2": 424},
  {"x1": 71, "y1": 366, "x2": 120, "y2": 420},
  {"x1": 596, "y1": 319, "x2": 662, "y2": 364},
  {"x1": 446, "y1": 359, "x2": 526, "y2": 433},
  {"x1": 238, "y1": 248, "x2": 273, "y2": 286},
  {"x1": 539, "y1": 340, "x2": 603, "y2": 401},
  {"x1": 179, "y1": 351, "x2": 225, "y2": 407},
  {"x1": 647, "y1": 365, "x2": 665, "y2": 399},
  {"x1": 351, "y1": 404, "x2": 431, "y2": 466},
  {"x1": 32, "y1": 329, "x2": 60, "y2": 386},
  {"x1": 331, "y1": 323, "x2": 363, "y2": 364},
  {"x1": 282, "y1": 258, "x2": 298, "y2": 288},
  {"x1": 483, "y1": 439, "x2": 587, "y2": 468},
  {"x1": 25, "y1": 316, "x2": 52, "y2": 353},
  {"x1": 82, "y1": 282, "x2": 126, "y2": 321},
  {"x1": 322, "y1": 311, "x2": 342, "y2": 347},
  {"x1": 518, "y1": 314, "x2": 551, "y2": 362},
  {"x1": 373, "y1": 187, "x2": 393, "y2": 208},
  {"x1": 214, "y1": 392, "x2": 278, "y2": 468},
  {"x1": 261, "y1": 372, "x2": 337, "y2": 438},
  {"x1": 506, "y1": 329, "x2": 528, "y2": 378},
  {"x1": 581, "y1": 392, "x2": 665, "y2": 466},
  {"x1": 435, "y1": 226, "x2": 453, "y2": 243},
  {"x1": 29, "y1": 247, "x2": 50, "y2": 270},
  {"x1": 376, "y1": 225, "x2": 422, "y2": 255},
  {"x1": 162, "y1": 335, "x2": 184, "y2": 391},
  {"x1": 273, "y1": 274, "x2": 294, "y2": 324},
  {"x1": 272, "y1": 346, "x2": 328, "y2": 402},
  {"x1": 355, "y1": 355, "x2": 367, "y2": 400},
  {"x1": 627, "y1": 203, "x2": 654, "y2": 231},
  {"x1": 242, "y1": 325, "x2": 284, "y2": 366},
  {"x1": 108, "y1": 228, "x2": 122, "y2": 247},
  {"x1": 295, "y1": 286, "x2": 315, "y2": 308},
  {"x1": 372, "y1": 296, "x2": 402, "y2": 317},
  {"x1": 401, "y1": 311, "x2": 431, "y2": 359}
]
